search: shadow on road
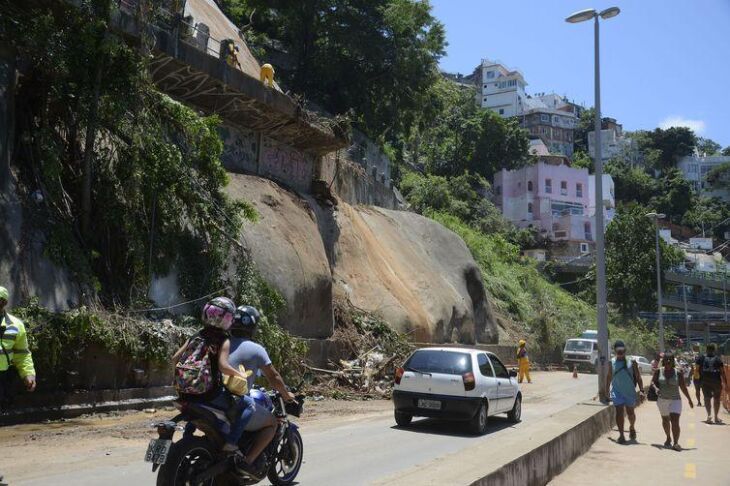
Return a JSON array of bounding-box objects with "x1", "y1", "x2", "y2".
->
[{"x1": 391, "y1": 416, "x2": 514, "y2": 438}]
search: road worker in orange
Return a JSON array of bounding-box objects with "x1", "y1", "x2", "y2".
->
[{"x1": 517, "y1": 339, "x2": 532, "y2": 384}]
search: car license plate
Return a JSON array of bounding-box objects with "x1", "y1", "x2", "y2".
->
[
  {"x1": 144, "y1": 439, "x2": 172, "y2": 465},
  {"x1": 417, "y1": 399, "x2": 441, "y2": 410}
]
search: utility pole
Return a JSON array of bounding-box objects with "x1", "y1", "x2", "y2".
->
[
  {"x1": 566, "y1": 6, "x2": 620, "y2": 403},
  {"x1": 647, "y1": 212, "x2": 666, "y2": 352}
]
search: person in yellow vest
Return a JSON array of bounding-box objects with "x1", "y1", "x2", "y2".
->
[
  {"x1": 260, "y1": 63, "x2": 275, "y2": 88},
  {"x1": 0, "y1": 286, "x2": 37, "y2": 408},
  {"x1": 517, "y1": 339, "x2": 531, "y2": 384}
]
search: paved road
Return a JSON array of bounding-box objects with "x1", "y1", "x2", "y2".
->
[
  {"x1": 10, "y1": 371, "x2": 596, "y2": 485},
  {"x1": 550, "y1": 386, "x2": 730, "y2": 486}
]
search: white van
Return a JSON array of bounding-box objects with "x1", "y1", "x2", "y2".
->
[{"x1": 563, "y1": 330, "x2": 599, "y2": 371}]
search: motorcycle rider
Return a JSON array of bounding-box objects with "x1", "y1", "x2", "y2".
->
[
  {"x1": 171, "y1": 297, "x2": 252, "y2": 455},
  {"x1": 227, "y1": 305, "x2": 297, "y2": 476}
]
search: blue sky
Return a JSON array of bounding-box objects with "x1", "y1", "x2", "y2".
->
[{"x1": 431, "y1": 0, "x2": 730, "y2": 148}]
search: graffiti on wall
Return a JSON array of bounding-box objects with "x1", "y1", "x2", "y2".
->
[
  {"x1": 218, "y1": 124, "x2": 257, "y2": 173},
  {"x1": 260, "y1": 136, "x2": 313, "y2": 191}
]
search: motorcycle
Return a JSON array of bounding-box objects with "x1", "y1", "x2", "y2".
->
[{"x1": 145, "y1": 387, "x2": 304, "y2": 486}]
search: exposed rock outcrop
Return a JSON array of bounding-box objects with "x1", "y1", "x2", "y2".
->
[{"x1": 225, "y1": 174, "x2": 498, "y2": 344}]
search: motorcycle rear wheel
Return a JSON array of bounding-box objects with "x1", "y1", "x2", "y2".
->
[
  {"x1": 267, "y1": 429, "x2": 303, "y2": 486},
  {"x1": 156, "y1": 436, "x2": 217, "y2": 486}
]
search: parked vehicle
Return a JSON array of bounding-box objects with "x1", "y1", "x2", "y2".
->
[
  {"x1": 392, "y1": 347, "x2": 522, "y2": 435},
  {"x1": 145, "y1": 388, "x2": 304, "y2": 486},
  {"x1": 563, "y1": 333, "x2": 599, "y2": 371},
  {"x1": 628, "y1": 355, "x2": 653, "y2": 374}
]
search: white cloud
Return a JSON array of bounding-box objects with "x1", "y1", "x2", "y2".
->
[{"x1": 659, "y1": 115, "x2": 706, "y2": 134}]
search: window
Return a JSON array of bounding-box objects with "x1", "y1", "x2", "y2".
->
[
  {"x1": 580, "y1": 242, "x2": 590, "y2": 254},
  {"x1": 584, "y1": 222, "x2": 592, "y2": 241},
  {"x1": 527, "y1": 202, "x2": 533, "y2": 214},
  {"x1": 405, "y1": 350, "x2": 472, "y2": 375},
  {"x1": 527, "y1": 181, "x2": 533, "y2": 191},
  {"x1": 478, "y1": 354, "x2": 494, "y2": 377},
  {"x1": 576, "y1": 183, "x2": 583, "y2": 197},
  {"x1": 552, "y1": 222, "x2": 560, "y2": 231},
  {"x1": 487, "y1": 71, "x2": 495, "y2": 79},
  {"x1": 541, "y1": 114, "x2": 550, "y2": 122},
  {"x1": 508, "y1": 79, "x2": 516, "y2": 87},
  {"x1": 551, "y1": 201, "x2": 583, "y2": 216},
  {"x1": 560, "y1": 181, "x2": 568, "y2": 195},
  {"x1": 545, "y1": 179, "x2": 552, "y2": 193},
  {"x1": 488, "y1": 354, "x2": 510, "y2": 379},
  {"x1": 499, "y1": 108, "x2": 505, "y2": 115},
  {"x1": 483, "y1": 85, "x2": 488, "y2": 89},
  {"x1": 542, "y1": 127, "x2": 548, "y2": 135},
  {"x1": 495, "y1": 185, "x2": 502, "y2": 195}
]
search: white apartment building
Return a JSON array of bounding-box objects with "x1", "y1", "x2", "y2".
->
[
  {"x1": 474, "y1": 59, "x2": 528, "y2": 117},
  {"x1": 677, "y1": 154, "x2": 730, "y2": 200},
  {"x1": 587, "y1": 118, "x2": 639, "y2": 164}
]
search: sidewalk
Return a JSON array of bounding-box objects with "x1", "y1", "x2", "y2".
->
[{"x1": 550, "y1": 393, "x2": 730, "y2": 485}]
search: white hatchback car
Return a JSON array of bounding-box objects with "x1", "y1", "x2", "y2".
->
[
  {"x1": 628, "y1": 355, "x2": 653, "y2": 374},
  {"x1": 392, "y1": 347, "x2": 522, "y2": 435}
]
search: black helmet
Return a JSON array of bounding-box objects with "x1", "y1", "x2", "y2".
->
[{"x1": 231, "y1": 305, "x2": 262, "y2": 337}]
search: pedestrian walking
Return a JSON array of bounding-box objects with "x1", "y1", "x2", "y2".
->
[
  {"x1": 605, "y1": 340, "x2": 645, "y2": 444},
  {"x1": 516, "y1": 339, "x2": 531, "y2": 384},
  {"x1": 691, "y1": 359, "x2": 702, "y2": 407},
  {"x1": 695, "y1": 343, "x2": 726, "y2": 424},
  {"x1": 650, "y1": 352, "x2": 694, "y2": 450}
]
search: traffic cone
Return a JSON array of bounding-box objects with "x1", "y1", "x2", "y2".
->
[{"x1": 572, "y1": 364, "x2": 578, "y2": 379}]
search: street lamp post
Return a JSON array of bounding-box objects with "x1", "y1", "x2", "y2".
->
[
  {"x1": 647, "y1": 212, "x2": 666, "y2": 352},
  {"x1": 566, "y1": 6, "x2": 620, "y2": 403}
]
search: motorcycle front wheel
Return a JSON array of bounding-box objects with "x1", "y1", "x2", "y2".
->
[
  {"x1": 156, "y1": 436, "x2": 217, "y2": 486},
  {"x1": 267, "y1": 428, "x2": 303, "y2": 486}
]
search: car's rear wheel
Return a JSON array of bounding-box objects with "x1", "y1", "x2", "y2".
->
[
  {"x1": 508, "y1": 395, "x2": 522, "y2": 423},
  {"x1": 394, "y1": 411, "x2": 412, "y2": 427},
  {"x1": 469, "y1": 401, "x2": 488, "y2": 435}
]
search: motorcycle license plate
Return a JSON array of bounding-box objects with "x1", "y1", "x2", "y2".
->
[
  {"x1": 144, "y1": 439, "x2": 172, "y2": 465},
  {"x1": 417, "y1": 399, "x2": 441, "y2": 410}
]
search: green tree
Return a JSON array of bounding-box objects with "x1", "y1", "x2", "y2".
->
[
  {"x1": 722, "y1": 146, "x2": 730, "y2": 156},
  {"x1": 467, "y1": 110, "x2": 531, "y2": 180},
  {"x1": 3, "y1": 3, "x2": 254, "y2": 303},
  {"x1": 697, "y1": 137, "x2": 722, "y2": 156},
  {"x1": 571, "y1": 149, "x2": 594, "y2": 171},
  {"x1": 649, "y1": 168, "x2": 694, "y2": 223},
  {"x1": 573, "y1": 107, "x2": 595, "y2": 154},
  {"x1": 682, "y1": 197, "x2": 730, "y2": 240},
  {"x1": 603, "y1": 204, "x2": 684, "y2": 316},
  {"x1": 705, "y1": 162, "x2": 730, "y2": 190},
  {"x1": 605, "y1": 159, "x2": 656, "y2": 206},
  {"x1": 223, "y1": 0, "x2": 446, "y2": 143},
  {"x1": 637, "y1": 127, "x2": 697, "y2": 171}
]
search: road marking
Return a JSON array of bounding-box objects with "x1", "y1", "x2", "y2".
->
[
  {"x1": 684, "y1": 463, "x2": 696, "y2": 479},
  {"x1": 687, "y1": 438, "x2": 696, "y2": 448}
]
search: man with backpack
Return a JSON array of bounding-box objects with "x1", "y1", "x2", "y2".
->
[
  {"x1": 696, "y1": 343, "x2": 726, "y2": 424},
  {"x1": 172, "y1": 297, "x2": 255, "y2": 455},
  {"x1": 605, "y1": 340, "x2": 645, "y2": 444},
  {"x1": 226, "y1": 305, "x2": 297, "y2": 478}
]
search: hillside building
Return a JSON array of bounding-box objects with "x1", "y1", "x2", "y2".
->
[
  {"x1": 677, "y1": 154, "x2": 730, "y2": 201},
  {"x1": 493, "y1": 157, "x2": 614, "y2": 258},
  {"x1": 587, "y1": 118, "x2": 639, "y2": 164},
  {"x1": 474, "y1": 59, "x2": 528, "y2": 117}
]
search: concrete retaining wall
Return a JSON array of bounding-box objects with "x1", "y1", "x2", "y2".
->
[{"x1": 472, "y1": 404, "x2": 615, "y2": 486}]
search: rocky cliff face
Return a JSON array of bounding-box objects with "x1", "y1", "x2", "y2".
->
[{"x1": 226, "y1": 174, "x2": 498, "y2": 344}]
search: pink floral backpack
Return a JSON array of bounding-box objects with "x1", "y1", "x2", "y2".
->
[{"x1": 174, "y1": 333, "x2": 221, "y2": 397}]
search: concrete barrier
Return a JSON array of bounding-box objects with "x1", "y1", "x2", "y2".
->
[{"x1": 471, "y1": 403, "x2": 615, "y2": 486}]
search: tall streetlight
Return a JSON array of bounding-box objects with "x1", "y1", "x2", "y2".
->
[
  {"x1": 647, "y1": 212, "x2": 667, "y2": 352},
  {"x1": 566, "y1": 6, "x2": 620, "y2": 403}
]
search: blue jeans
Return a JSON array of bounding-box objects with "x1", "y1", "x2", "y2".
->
[{"x1": 227, "y1": 394, "x2": 255, "y2": 445}]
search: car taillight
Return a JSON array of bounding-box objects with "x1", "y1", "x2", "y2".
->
[
  {"x1": 463, "y1": 372, "x2": 475, "y2": 391},
  {"x1": 394, "y1": 367, "x2": 405, "y2": 385}
]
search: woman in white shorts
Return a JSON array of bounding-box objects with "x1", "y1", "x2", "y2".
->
[{"x1": 650, "y1": 352, "x2": 694, "y2": 450}]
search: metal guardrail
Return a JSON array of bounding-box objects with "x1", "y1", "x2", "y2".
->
[
  {"x1": 668, "y1": 268, "x2": 729, "y2": 283},
  {"x1": 638, "y1": 312, "x2": 728, "y2": 322},
  {"x1": 664, "y1": 292, "x2": 727, "y2": 308}
]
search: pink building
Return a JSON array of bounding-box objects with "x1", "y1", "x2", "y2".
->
[{"x1": 493, "y1": 157, "x2": 614, "y2": 257}]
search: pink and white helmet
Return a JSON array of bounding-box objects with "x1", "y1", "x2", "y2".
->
[{"x1": 202, "y1": 297, "x2": 236, "y2": 330}]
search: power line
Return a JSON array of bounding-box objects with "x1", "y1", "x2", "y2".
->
[{"x1": 127, "y1": 287, "x2": 231, "y2": 313}]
